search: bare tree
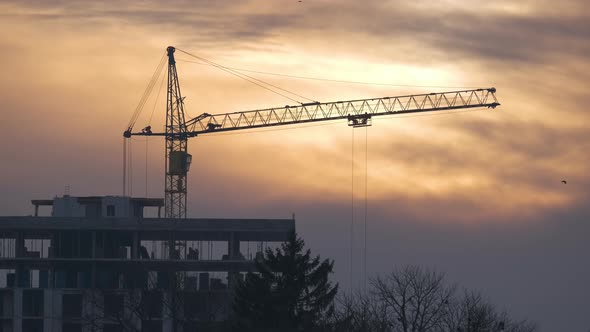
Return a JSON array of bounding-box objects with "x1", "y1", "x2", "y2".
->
[
  {"x1": 327, "y1": 266, "x2": 537, "y2": 332},
  {"x1": 442, "y1": 291, "x2": 536, "y2": 332},
  {"x1": 323, "y1": 291, "x2": 391, "y2": 332},
  {"x1": 372, "y1": 265, "x2": 455, "y2": 332}
]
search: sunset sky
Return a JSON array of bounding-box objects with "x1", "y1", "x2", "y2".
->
[{"x1": 0, "y1": 1, "x2": 589, "y2": 330}]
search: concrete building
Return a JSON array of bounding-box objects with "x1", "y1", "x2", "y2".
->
[{"x1": 0, "y1": 195, "x2": 295, "y2": 332}]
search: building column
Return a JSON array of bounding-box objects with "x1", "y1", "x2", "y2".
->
[
  {"x1": 228, "y1": 233, "x2": 241, "y2": 288},
  {"x1": 132, "y1": 232, "x2": 139, "y2": 259},
  {"x1": 162, "y1": 291, "x2": 174, "y2": 332},
  {"x1": 15, "y1": 232, "x2": 25, "y2": 258},
  {"x1": 91, "y1": 231, "x2": 96, "y2": 259},
  {"x1": 168, "y1": 232, "x2": 175, "y2": 260},
  {"x1": 48, "y1": 267, "x2": 54, "y2": 289},
  {"x1": 49, "y1": 289, "x2": 64, "y2": 332},
  {"x1": 228, "y1": 233, "x2": 240, "y2": 260},
  {"x1": 49, "y1": 233, "x2": 56, "y2": 258},
  {"x1": 13, "y1": 288, "x2": 22, "y2": 332},
  {"x1": 91, "y1": 263, "x2": 96, "y2": 288},
  {"x1": 44, "y1": 289, "x2": 56, "y2": 332}
]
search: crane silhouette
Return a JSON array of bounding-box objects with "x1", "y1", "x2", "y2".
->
[{"x1": 124, "y1": 46, "x2": 501, "y2": 218}]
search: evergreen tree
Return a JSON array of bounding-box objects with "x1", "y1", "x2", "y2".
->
[{"x1": 232, "y1": 231, "x2": 338, "y2": 332}]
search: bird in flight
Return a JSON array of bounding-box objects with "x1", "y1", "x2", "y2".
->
[{"x1": 561, "y1": 180, "x2": 567, "y2": 184}]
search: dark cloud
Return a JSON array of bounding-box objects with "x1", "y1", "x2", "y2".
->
[
  {"x1": 297, "y1": 3, "x2": 590, "y2": 64},
  {"x1": 0, "y1": 1, "x2": 295, "y2": 48},
  {"x1": 7, "y1": 0, "x2": 589, "y2": 63},
  {"x1": 457, "y1": 116, "x2": 589, "y2": 161}
]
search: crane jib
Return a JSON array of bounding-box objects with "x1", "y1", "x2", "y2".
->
[
  {"x1": 185, "y1": 88, "x2": 499, "y2": 135},
  {"x1": 126, "y1": 90, "x2": 499, "y2": 137}
]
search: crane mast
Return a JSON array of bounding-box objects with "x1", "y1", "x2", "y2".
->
[
  {"x1": 124, "y1": 46, "x2": 500, "y2": 219},
  {"x1": 163, "y1": 46, "x2": 191, "y2": 219}
]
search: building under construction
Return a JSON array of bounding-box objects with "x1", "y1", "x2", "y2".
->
[{"x1": 0, "y1": 195, "x2": 294, "y2": 332}]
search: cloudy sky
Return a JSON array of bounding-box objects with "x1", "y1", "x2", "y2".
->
[{"x1": 0, "y1": 0, "x2": 588, "y2": 330}]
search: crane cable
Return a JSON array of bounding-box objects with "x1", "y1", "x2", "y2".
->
[
  {"x1": 123, "y1": 138, "x2": 126, "y2": 196},
  {"x1": 351, "y1": 126, "x2": 369, "y2": 293},
  {"x1": 176, "y1": 48, "x2": 307, "y2": 103},
  {"x1": 149, "y1": 69, "x2": 167, "y2": 125},
  {"x1": 123, "y1": 138, "x2": 133, "y2": 197},
  {"x1": 176, "y1": 58, "x2": 486, "y2": 90},
  {"x1": 144, "y1": 70, "x2": 167, "y2": 198},
  {"x1": 145, "y1": 136, "x2": 148, "y2": 198},
  {"x1": 124, "y1": 53, "x2": 165, "y2": 197},
  {"x1": 176, "y1": 48, "x2": 313, "y2": 103},
  {"x1": 175, "y1": 48, "x2": 317, "y2": 104},
  {"x1": 363, "y1": 126, "x2": 368, "y2": 293},
  {"x1": 127, "y1": 52, "x2": 167, "y2": 131},
  {"x1": 129, "y1": 138, "x2": 133, "y2": 197},
  {"x1": 350, "y1": 127, "x2": 354, "y2": 293}
]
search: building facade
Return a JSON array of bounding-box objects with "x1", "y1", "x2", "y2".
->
[{"x1": 0, "y1": 195, "x2": 295, "y2": 332}]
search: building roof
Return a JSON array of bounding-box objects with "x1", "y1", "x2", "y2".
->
[
  {"x1": 31, "y1": 196, "x2": 164, "y2": 207},
  {"x1": 0, "y1": 216, "x2": 295, "y2": 241}
]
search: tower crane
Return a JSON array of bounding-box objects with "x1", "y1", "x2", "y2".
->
[{"x1": 123, "y1": 46, "x2": 500, "y2": 219}]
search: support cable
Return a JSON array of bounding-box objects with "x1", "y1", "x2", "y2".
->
[
  {"x1": 177, "y1": 48, "x2": 302, "y2": 103},
  {"x1": 143, "y1": 71, "x2": 166, "y2": 199},
  {"x1": 127, "y1": 53, "x2": 166, "y2": 130},
  {"x1": 148, "y1": 70, "x2": 167, "y2": 125},
  {"x1": 145, "y1": 137, "x2": 148, "y2": 198},
  {"x1": 123, "y1": 139, "x2": 127, "y2": 196},
  {"x1": 350, "y1": 127, "x2": 355, "y2": 292},
  {"x1": 129, "y1": 138, "x2": 133, "y2": 197},
  {"x1": 364, "y1": 126, "x2": 368, "y2": 293},
  {"x1": 125, "y1": 54, "x2": 165, "y2": 199},
  {"x1": 175, "y1": 48, "x2": 316, "y2": 104},
  {"x1": 176, "y1": 58, "x2": 485, "y2": 90}
]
